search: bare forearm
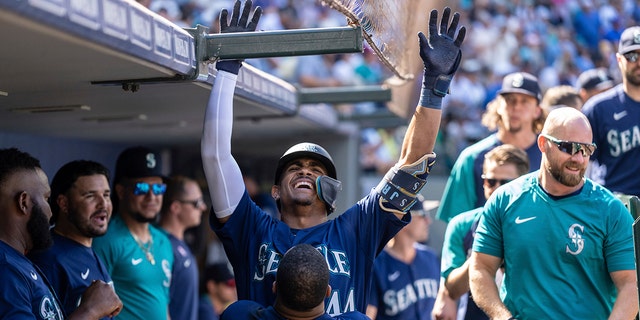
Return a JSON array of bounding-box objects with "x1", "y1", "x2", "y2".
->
[
  {"x1": 609, "y1": 282, "x2": 639, "y2": 320},
  {"x1": 469, "y1": 257, "x2": 511, "y2": 319},
  {"x1": 445, "y1": 260, "x2": 470, "y2": 299},
  {"x1": 399, "y1": 107, "x2": 440, "y2": 165}
]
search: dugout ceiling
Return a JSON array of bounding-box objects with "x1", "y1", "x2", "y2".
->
[{"x1": 0, "y1": 0, "x2": 360, "y2": 153}]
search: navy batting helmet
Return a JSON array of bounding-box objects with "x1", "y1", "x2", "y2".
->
[{"x1": 274, "y1": 142, "x2": 337, "y2": 185}]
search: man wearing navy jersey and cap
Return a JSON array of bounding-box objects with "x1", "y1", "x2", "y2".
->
[
  {"x1": 576, "y1": 67, "x2": 615, "y2": 103},
  {"x1": 201, "y1": 0, "x2": 466, "y2": 316},
  {"x1": 582, "y1": 26, "x2": 640, "y2": 197},
  {"x1": 93, "y1": 146, "x2": 174, "y2": 319}
]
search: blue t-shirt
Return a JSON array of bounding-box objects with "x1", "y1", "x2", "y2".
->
[
  {"x1": 368, "y1": 243, "x2": 439, "y2": 320},
  {"x1": 212, "y1": 190, "x2": 409, "y2": 316},
  {"x1": 220, "y1": 300, "x2": 370, "y2": 319},
  {"x1": 474, "y1": 173, "x2": 635, "y2": 319},
  {"x1": 164, "y1": 232, "x2": 199, "y2": 320},
  {"x1": 1, "y1": 240, "x2": 64, "y2": 319},
  {"x1": 582, "y1": 84, "x2": 640, "y2": 196},
  {"x1": 28, "y1": 232, "x2": 112, "y2": 319}
]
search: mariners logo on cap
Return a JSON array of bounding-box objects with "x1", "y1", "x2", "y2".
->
[
  {"x1": 511, "y1": 73, "x2": 525, "y2": 88},
  {"x1": 146, "y1": 153, "x2": 157, "y2": 169},
  {"x1": 634, "y1": 30, "x2": 640, "y2": 45}
]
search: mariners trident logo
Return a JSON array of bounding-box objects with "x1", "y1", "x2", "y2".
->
[{"x1": 565, "y1": 223, "x2": 584, "y2": 255}]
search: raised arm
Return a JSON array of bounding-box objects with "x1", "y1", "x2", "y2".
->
[
  {"x1": 375, "y1": 8, "x2": 465, "y2": 218},
  {"x1": 400, "y1": 8, "x2": 465, "y2": 164},
  {"x1": 201, "y1": 0, "x2": 262, "y2": 223}
]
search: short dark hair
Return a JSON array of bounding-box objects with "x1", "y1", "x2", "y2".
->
[
  {"x1": 50, "y1": 160, "x2": 110, "y2": 223},
  {"x1": 160, "y1": 175, "x2": 194, "y2": 213},
  {"x1": 276, "y1": 244, "x2": 329, "y2": 311},
  {"x1": 0, "y1": 148, "x2": 42, "y2": 188}
]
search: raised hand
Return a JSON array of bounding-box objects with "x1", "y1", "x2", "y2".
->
[
  {"x1": 418, "y1": 7, "x2": 466, "y2": 99},
  {"x1": 216, "y1": 0, "x2": 263, "y2": 74},
  {"x1": 220, "y1": 0, "x2": 262, "y2": 34}
]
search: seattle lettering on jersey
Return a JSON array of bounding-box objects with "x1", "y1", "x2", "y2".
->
[
  {"x1": 254, "y1": 243, "x2": 351, "y2": 280},
  {"x1": 607, "y1": 125, "x2": 640, "y2": 157},
  {"x1": 253, "y1": 242, "x2": 355, "y2": 315},
  {"x1": 381, "y1": 278, "x2": 438, "y2": 316}
]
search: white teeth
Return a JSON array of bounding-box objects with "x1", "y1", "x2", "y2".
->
[{"x1": 294, "y1": 181, "x2": 313, "y2": 189}]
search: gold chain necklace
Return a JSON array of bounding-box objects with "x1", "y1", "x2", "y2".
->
[{"x1": 131, "y1": 232, "x2": 155, "y2": 265}]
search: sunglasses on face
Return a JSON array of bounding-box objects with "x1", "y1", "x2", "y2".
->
[
  {"x1": 178, "y1": 198, "x2": 205, "y2": 208},
  {"x1": 132, "y1": 182, "x2": 167, "y2": 196},
  {"x1": 623, "y1": 52, "x2": 639, "y2": 63},
  {"x1": 541, "y1": 134, "x2": 597, "y2": 157},
  {"x1": 481, "y1": 175, "x2": 512, "y2": 188}
]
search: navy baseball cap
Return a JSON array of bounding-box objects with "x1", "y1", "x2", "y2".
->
[
  {"x1": 497, "y1": 72, "x2": 542, "y2": 101},
  {"x1": 576, "y1": 68, "x2": 614, "y2": 91},
  {"x1": 114, "y1": 146, "x2": 165, "y2": 184},
  {"x1": 618, "y1": 26, "x2": 640, "y2": 54},
  {"x1": 204, "y1": 263, "x2": 235, "y2": 286}
]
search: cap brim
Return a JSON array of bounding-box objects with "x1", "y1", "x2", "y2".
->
[
  {"x1": 498, "y1": 88, "x2": 538, "y2": 99},
  {"x1": 620, "y1": 44, "x2": 640, "y2": 54}
]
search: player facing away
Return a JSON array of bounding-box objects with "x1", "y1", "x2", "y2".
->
[
  {"x1": 221, "y1": 243, "x2": 369, "y2": 319},
  {"x1": 201, "y1": 0, "x2": 466, "y2": 316}
]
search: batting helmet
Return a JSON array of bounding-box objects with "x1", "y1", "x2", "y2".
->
[{"x1": 274, "y1": 142, "x2": 337, "y2": 185}]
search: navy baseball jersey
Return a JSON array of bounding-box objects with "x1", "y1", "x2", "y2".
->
[
  {"x1": 198, "y1": 294, "x2": 219, "y2": 320},
  {"x1": 164, "y1": 232, "x2": 199, "y2": 320},
  {"x1": 582, "y1": 84, "x2": 640, "y2": 196},
  {"x1": 1, "y1": 240, "x2": 64, "y2": 319},
  {"x1": 220, "y1": 300, "x2": 370, "y2": 319},
  {"x1": 212, "y1": 190, "x2": 409, "y2": 316},
  {"x1": 28, "y1": 232, "x2": 112, "y2": 319},
  {"x1": 368, "y1": 243, "x2": 439, "y2": 319}
]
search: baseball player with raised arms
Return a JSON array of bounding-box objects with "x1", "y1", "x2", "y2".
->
[{"x1": 201, "y1": 0, "x2": 465, "y2": 316}]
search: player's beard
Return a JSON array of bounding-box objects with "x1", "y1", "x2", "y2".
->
[
  {"x1": 624, "y1": 66, "x2": 640, "y2": 87},
  {"x1": 547, "y1": 158, "x2": 585, "y2": 187},
  {"x1": 28, "y1": 202, "x2": 53, "y2": 251},
  {"x1": 131, "y1": 210, "x2": 158, "y2": 223},
  {"x1": 67, "y1": 203, "x2": 108, "y2": 238}
]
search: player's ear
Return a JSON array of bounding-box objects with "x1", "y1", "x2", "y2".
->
[
  {"x1": 325, "y1": 285, "x2": 331, "y2": 298},
  {"x1": 272, "y1": 281, "x2": 277, "y2": 294},
  {"x1": 57, "y1": 194, "x2": 68, "y2": 215},
  {"x1": 16, "y1": 191, "x2": 29, "y2": 215},
  {"x1": 271, "y1": 185, "x2": 279, "y2": 201}
]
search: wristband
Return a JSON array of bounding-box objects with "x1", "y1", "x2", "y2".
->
[
  {"x1": 216, "y1": 60, "x2": 242, "y2": 75},
  {"x1": 418, "y1": 84, "x2": 443, "y2": 110}
]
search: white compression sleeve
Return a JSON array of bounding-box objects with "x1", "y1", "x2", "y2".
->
[{"x1": 201, "y1": 70, "x2": 245, "y2": 219}]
